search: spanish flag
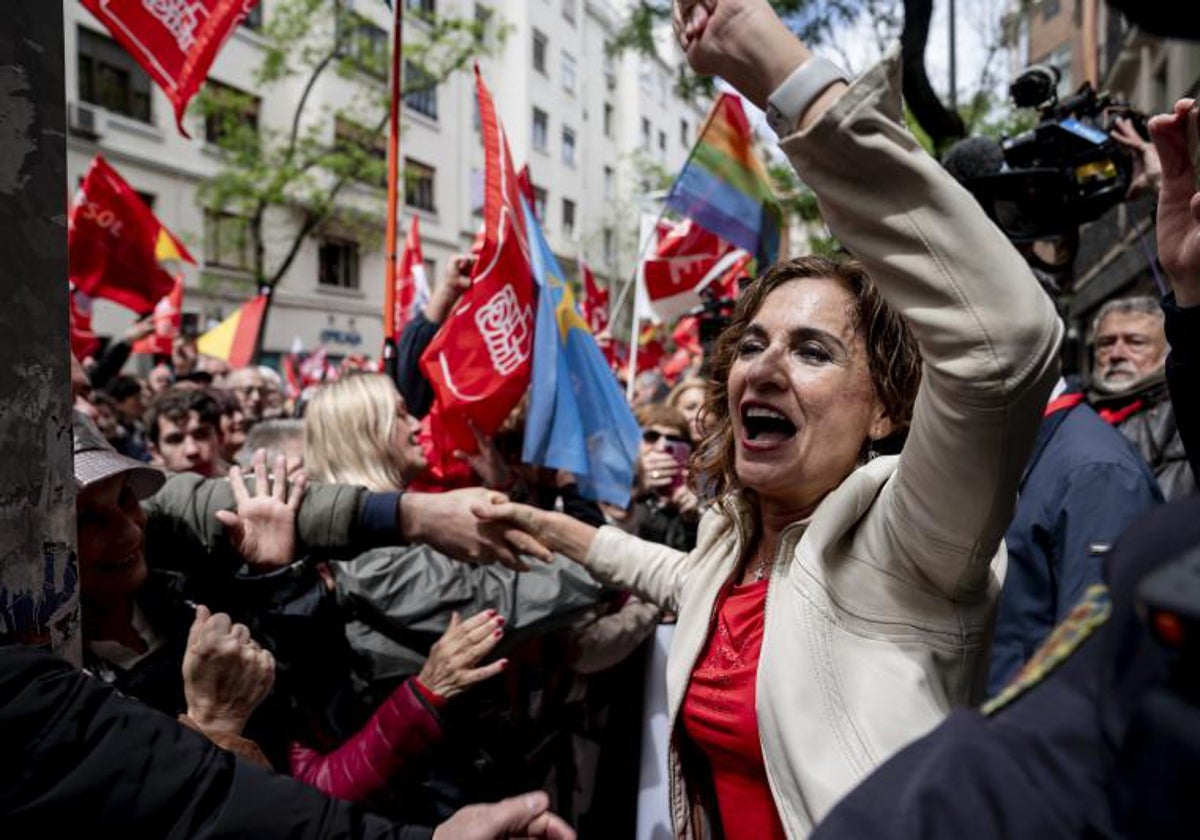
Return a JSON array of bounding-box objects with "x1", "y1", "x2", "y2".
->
[{"x1": 197, "y1": 294, "x2": 267, "y2": 369}]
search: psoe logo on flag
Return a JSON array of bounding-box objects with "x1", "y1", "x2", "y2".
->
[
  {"x1": 143, "y1": 0, "x2": 207, "y2": 52},
  {"x1": 475, "y1": 284, "x2": 532, "y2": 376}
]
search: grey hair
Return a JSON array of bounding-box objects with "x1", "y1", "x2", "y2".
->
[
  {"x1": 237, "y1": 418, "x2": 304, "y2": 467},
  {"x1": 1090, "y1": 296, "x2": 1163, "y2": 342}
]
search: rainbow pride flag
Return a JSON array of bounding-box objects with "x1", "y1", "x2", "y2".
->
[{"x1": 665, "y1": 94, "x2": 781, "y2": 267}]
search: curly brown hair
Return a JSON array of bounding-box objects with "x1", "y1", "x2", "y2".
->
[{"x1": 690, "y1": 255, "x2": 922, "y2": 515}]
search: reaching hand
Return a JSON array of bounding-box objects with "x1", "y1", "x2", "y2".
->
[
  {"x1": 454, "y1": 420, "x2": 516, "y2": 491},
  {"x1": 433, "y1": 791, "x2": 576, "y2": 840},
  {"x1": 1148, "y1": 99, "x2": 1200, "y2": 305},
  {"x1": 215, "y1": 448, "x2": 307, "y2": 570},
  {"x1": 1111, "y1": 116, "x2": 1164, "y2": 197},
  {"x1": 425, "y1": 254, "x2": 476, "y2": 324},
  {"x1": 182, "y1": 605, "x2": 275, "y2": 737},
  {"x1": 417, "y1": 611, "x2": 507, "y2": 700},
  {"x1": 122, "y1": 315, "x2": 156, "y2": 344},
  {"x1": 638, "y1": 450, "x2": 680, "y2": 497},
  {"x1": 400, "y1": 487, "x2": 552, "y2": 571}
]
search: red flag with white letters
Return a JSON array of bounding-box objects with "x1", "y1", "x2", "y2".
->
[
  {"x1": 419, "y1": 66, "x2": 535, "y2": 458},
  {"x1": 69, "y1": 155, "x2": 195, "y2": 314},
  {"x1": 640, "y1": 219, "x2": 739, "y2": 321},
  {"x1": 80, "y1": 0, "x2": 260, "y2": 135}
]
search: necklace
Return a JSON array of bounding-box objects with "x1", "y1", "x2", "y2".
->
[{"x1": 751, "y1": 554, "x2": 772, "y2": 582}]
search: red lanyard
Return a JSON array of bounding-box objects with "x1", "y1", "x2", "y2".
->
[{"x1": 1044, "y1": 392, "x2": 1085, "y2": 417}]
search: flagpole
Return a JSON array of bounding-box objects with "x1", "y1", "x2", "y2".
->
[
  {"x1": 625, "y1": 302, "x2": 641, "y2": 403},
  {"x1": 381, "y1": 0, "x2": 404, "y2": 380},
  {"x1": 609, "y1": 93, "x2": 727, "y2": 321}
]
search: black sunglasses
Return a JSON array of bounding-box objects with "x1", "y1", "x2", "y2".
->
[{"x1": 642, "y1": 429, "x2": 688, "y2": 445}]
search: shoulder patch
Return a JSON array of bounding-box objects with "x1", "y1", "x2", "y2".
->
[{"x1": 982, "y1": 584, "x2": 1111, "y2": 716}]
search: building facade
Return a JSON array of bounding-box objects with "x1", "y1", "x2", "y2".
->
[{"x1": 66, "y1": 0, "x2": 708, "y2": 366}]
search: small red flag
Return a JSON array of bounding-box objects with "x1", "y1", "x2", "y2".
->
[
  {"x1": 282, "y1": 353, "x2": 302, "y2": 400},
  {"x1": 132, "y1": 276, "x2": 185, "y2": 356},
  {"x1": 69, "y1": 155, "x2": 194, "y2": 314},
  {"x1": 579, "y1": 257, "x2": 609, "y2": 335},
  {"x1": 419, "y1": 66, "x2": 535, "y2": 458},
  {"x1": 80, "y1": 0, "x2": 261, "y2": 135},
  {"x1": 69, "y1": 286, "x2": 101, "y2": 361},
  {"x1": 394, "y1": 217, "x2": 430, "y2": 336}
]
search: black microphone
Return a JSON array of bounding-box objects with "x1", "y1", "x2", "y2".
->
[{"x1": 942, "y1": 136, "x2": 1006, "y2": 187}]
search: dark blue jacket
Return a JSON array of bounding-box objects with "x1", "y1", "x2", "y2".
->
[{"x1": 988, "y1": 394, "x2": 1162, "y2": 694}]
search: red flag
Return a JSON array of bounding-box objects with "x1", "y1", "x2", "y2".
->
[
  {"x1": 132, "y1": 276, "x2": 184, "y2": 356},
  {"x1": 579, "y1": 257, "x2": 609, "y2": 334},
  {"x1": 69, "y1": 156, "x2": 194, "y2": 314},
  {"x1": 69, "y1": 286, "x2": 101, "y2": 361},
  {"x1": 394, "y1": 217, "x2": 430, "y2": 336},
  {"x1": 282, "y1": 353, "x2": 302, "y2": 400},
  {"x1": 637, "y1": 323, "x2": 666, "y2": 374},
  {"x1": 299, "y1": 346, "x2": 330, "y2": 387},
  {"x1": 672, "y1": 315, "x2": 702, "y2": 356},
  {"x1": 419, "y1": 67, "x2": 535, "y2": 457},
  {"x1": 640, "y1": 219, "x2": 739, "y2": 321},
  {"x1": 80, "y1": 0, "x2": 260, "y2": 135}
]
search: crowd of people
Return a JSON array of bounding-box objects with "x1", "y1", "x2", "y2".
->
[{"x1": 5, "y1": 0, "x2": 1200, "y2": 837}]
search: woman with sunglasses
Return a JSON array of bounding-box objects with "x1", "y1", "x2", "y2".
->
[{"x1": 632, "y1": 403, "x2": 701, "y2": 552}]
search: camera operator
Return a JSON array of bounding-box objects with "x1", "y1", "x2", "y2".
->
[{"x1": 809, "y1": 96, "x2": 1200, "y2": 840}]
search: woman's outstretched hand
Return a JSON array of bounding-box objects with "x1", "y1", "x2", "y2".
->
[{"x1": 417, "y1": 610, "x2": 508, "y2": 700}]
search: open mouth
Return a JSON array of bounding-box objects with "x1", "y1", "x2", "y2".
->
[{"x1": 741, "y1": 403, "x2": 797, "y2": 445}]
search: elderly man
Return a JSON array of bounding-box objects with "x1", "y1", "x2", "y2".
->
[
  {"x1": 223, "y1": 366, "x2": 269, "y2": 429},
  {"x1": 1088, "y1": 296, "x2": 1195, "y2": 498}
]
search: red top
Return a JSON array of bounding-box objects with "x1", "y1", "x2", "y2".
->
[{"x1": 681, "y1": 579, "x2": 786, "y2": 840}]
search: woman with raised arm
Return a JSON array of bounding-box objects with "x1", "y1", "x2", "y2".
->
[{"x1": 473, "y1": 0, "x2": 1063, "y2": 836}]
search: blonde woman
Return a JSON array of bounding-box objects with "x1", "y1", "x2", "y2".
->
[{"x1": 303, "y1": 373, "x2": 426, "y2": 493}]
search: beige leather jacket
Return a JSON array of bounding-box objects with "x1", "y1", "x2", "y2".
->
[{"x1": 582, "y1": 53, "x2": 1063, "y2": 838}]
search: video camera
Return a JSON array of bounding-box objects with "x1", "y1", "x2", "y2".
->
[{"x1": 954, "y1": 64, "x2": 1145, "y2": 247}]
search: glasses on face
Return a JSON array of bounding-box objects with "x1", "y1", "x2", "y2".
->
[{"x1": 642, "y1": 429, "x2": 688, "y2": 445}]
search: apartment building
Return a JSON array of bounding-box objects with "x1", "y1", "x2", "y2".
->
[{"x1": 66, "y1": 0, "x2": 708, "y2": 364}]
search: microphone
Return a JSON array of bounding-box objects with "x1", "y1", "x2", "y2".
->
[{"x1": 942, "y1": 136, "x2": 1006, "y2": 186}]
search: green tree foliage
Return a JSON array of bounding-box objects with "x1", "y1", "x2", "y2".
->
[{"x1": 195, "y1": 0, "x2": 504, "y2": 333}]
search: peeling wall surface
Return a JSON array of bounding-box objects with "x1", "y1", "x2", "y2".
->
[{"x1": 0, "y1": 6, "x2": 78, "y2": 663}]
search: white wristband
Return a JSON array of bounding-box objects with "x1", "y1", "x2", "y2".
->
[{"x1": 765, "y1": 55, "x2": 849, "y2": 137}]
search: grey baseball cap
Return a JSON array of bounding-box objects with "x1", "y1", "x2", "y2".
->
[{"x1": 72, "y1": 410, "x2": 165, "y2": 500}]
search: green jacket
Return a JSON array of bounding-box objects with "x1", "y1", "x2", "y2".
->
[{"x1": 142, "y1": 473, "x2": 378, "y2": 588}]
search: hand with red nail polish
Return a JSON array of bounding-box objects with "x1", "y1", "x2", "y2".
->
[{"x1": 417, "y1": 610, "x2": 508, "y2": 700}]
